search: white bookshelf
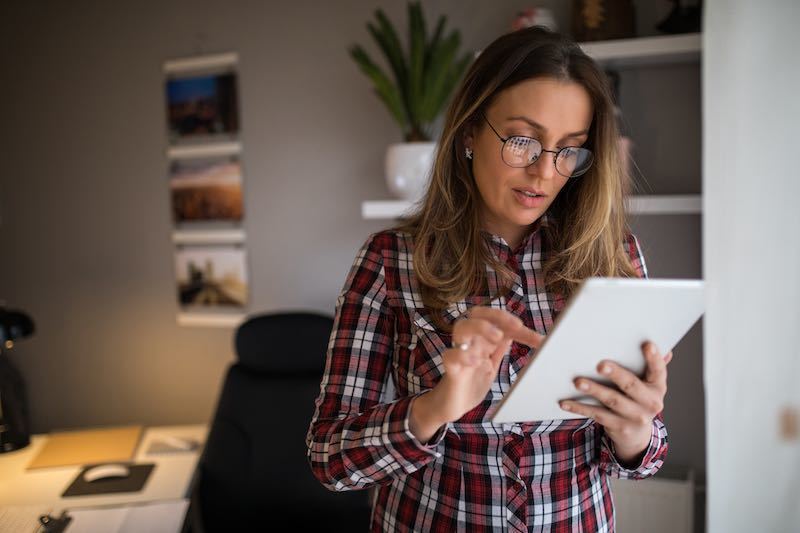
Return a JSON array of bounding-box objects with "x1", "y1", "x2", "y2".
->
[
  {"x1": 361, "y1": 194, "x2": 701, "y2": 220},
  {"x1": 578, "y1": 32, "x2": 701, "y2": 67},
  {"x1": 474, "y1": 33, "x2": 701, "y2": 67}
]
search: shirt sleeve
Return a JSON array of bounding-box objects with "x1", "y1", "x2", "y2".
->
[
  {"x1": 598, "y1": 232, "x2": 669, "y2": 479},
  {"x1": 306, "y1": 232, "x2": 447, "y2": 492}
]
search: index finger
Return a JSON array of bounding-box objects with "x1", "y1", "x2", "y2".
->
[{"x1": 467, "y1": 306, "x2": 545, "y2": 348}]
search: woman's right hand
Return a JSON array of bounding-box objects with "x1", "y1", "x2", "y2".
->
[{"x1": 410, "y1": 306, "x2": 545, "y2": 443}]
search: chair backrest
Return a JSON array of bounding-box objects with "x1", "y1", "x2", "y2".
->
[
  {"x1": 234, "y1": 312, "x2": 332, "y2": 375},
  {"x1": 195, "y1": 311, "x2": 371, "y2": 531}
]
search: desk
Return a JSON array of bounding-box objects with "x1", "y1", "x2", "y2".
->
[{"x1": 0, "y1": 424, "x2": 207, "y2": 509}]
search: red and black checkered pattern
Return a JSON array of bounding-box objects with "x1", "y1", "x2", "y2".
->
[{"x1": 307, "y1": 214, "x2": 668, "y2": 532}]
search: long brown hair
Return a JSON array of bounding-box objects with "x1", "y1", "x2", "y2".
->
[{"x1": 393, "y1": 26, "x2": 640, "y2": 332}]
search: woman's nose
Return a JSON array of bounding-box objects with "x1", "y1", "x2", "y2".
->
[{"x1": 526, "y1": 151, "x2": 557, "y2": 179}]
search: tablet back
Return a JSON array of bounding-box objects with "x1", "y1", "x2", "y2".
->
[{"x1": 491, "y1": 277, "x2": 705, "y2": 423}]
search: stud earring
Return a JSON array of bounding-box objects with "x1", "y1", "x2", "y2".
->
[{"x1": 465, "y1": 147, "x2": 473, "y2": 159}]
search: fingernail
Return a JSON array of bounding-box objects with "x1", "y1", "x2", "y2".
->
[
  {"x1": 577, "y1": 380, "x2": 589, "y2": 391},
  {"x1": 560, "y1": 401, "x2": 571, "y2": 411},
  {"x1": 648, "y1": 345, "x2": 658, "y2": 357},
  {"x1": 600, "y1": 364, "x2": 612, "y2": 375},
  {"x1": 491, "y1": 327, "x2": 503, "y2": 340}
]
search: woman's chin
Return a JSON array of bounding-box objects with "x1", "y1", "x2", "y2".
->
[{"x1": 509, "y1": 207, "x2": 545, "y2": 226}]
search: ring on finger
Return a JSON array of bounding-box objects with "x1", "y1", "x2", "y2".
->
[{"x1": 454, "y1": 340, "x2": 471, "y2": 351}]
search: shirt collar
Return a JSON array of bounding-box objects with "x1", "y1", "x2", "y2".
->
[{"x1": 480, "y1": 211, "x2": 551, "y2": 256}]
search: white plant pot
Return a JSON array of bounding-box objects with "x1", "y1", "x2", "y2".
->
[{"x1": 385, "y1": 142, "x2": 436, "y2": 203}]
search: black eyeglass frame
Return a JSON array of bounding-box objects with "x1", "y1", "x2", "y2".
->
[{"x1": 480, "y1": 112, "x2": 594, "y2": 178}]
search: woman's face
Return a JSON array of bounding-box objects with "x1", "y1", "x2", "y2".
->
[{"x1": 466, "y1": 77, "x2": 593, "y2": 248}]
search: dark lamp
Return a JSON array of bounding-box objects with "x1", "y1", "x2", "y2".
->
[{"x1": 0, "y1": 306, "x2": 35, "y2": 453}]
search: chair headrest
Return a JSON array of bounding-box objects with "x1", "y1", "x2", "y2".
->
[{"x1": 234, "y1": 312, "x2": 334, "y2": 375}]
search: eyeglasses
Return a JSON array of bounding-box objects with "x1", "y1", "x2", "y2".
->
[{"x1": 481, "y1": 113, "x2": 594, "y2": 178}]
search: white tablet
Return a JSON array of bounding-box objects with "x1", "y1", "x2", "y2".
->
[{"x1": 491, "y1": 277, "x2": 705, "y2": 423}]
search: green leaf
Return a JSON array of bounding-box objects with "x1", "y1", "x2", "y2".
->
[
  {"x1": 407, "y1": 1, "x2": 427, "y2": 127},
  {"x1": 430, "y1": 51, "x2": 473, "y2": 121},
  {"x1": 349, "y1": 45, "x2": 408, "y2": 130},
  {"x1": 425, "y1": 15, "x2": 446, "y2": 71},
  {"x1": 370, "y1": 10, "x2": 408, "y2": 103},
  {"x1": 419, "y1": 30, "x2": 462, "y2": 123}
]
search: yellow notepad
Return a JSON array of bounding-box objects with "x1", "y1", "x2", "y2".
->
[{"x1": 27, "y1": 425, "x2": 143, "y2": 469}]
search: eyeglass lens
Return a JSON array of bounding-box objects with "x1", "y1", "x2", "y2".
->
[{"x1": 503, "y1": 136, "x2": 593, "y2": 177}]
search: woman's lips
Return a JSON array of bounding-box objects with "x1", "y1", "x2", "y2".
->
[{"x1": 512, "y1": 189, "x2": 547, "y2": 208}]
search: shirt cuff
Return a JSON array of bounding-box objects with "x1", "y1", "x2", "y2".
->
[
  {"x1": 380, "y1": 392, "x2": 448, "y2": 475},
  {"x1": 600, "y1": 417, "x2": 667, "y2": 478}
]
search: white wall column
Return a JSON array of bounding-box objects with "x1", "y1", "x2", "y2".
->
[{"x1": 704, "y1": 1, "x2": 800, "y2": 531}]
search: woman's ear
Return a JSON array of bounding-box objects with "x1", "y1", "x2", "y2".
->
[{"x1": 463, "y1": 127, "x2": 474, "y2": 151}]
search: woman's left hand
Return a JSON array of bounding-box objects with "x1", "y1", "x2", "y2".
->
[{"x1": 559, "y1": 341, "x2": 673, "y2": 466}]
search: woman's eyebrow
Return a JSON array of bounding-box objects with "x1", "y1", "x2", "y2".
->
[{"x1": 505, "y1": 115, "x2": 589, "y2": 137}]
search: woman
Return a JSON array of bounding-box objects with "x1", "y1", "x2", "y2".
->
[{"x1": 307, "y1": 26, "x2": 671, "y2": 532}]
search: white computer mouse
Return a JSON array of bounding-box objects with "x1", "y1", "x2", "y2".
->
[{"x1": 82, "y1": 463, "x2": 131, "y2": 483}]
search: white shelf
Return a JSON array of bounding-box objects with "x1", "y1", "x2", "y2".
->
[
  {"x1": 172, "y1": 229, "x2": 246, "y2": 245},
  {"x1": 163, "y1": 52, "x2": 238, "y2": 74},
  {"x1": 578, "y1": 32, "x2": 701, "y2": 68},
  {"x1": 362, "y1": 194, "x2": 701, "y2": 220},
  {"x1": 361, "y1": 200, "x2": 419, "y2": 219},
  {"x1": 627, "y1": 194, "x2": 702, "y2": 215},
  {"x1": 177, "y1": 312, "x2": 246, "y2": 327},
  {"x1": 166, "y1": 141, "x2": 242, "y2": 160}
]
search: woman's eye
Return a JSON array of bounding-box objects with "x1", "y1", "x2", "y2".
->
[{"x1": 508, "y1": 136, "x2": 532, "y2": 148}]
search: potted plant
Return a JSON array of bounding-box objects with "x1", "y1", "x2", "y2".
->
[{"x1": 349, "y1": 2, "x2": 472, "y2": 202}]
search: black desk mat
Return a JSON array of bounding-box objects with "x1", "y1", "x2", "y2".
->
[{"x1": 61, "y1": 463, "x2": 155, "y2": 497}]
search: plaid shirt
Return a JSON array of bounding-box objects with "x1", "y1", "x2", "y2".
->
[{"x1": 307, "y1": 214, "x2": 668, "y2": 532}]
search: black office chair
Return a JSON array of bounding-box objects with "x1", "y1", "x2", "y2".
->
[{"x1": 185, "y1": 312, "x2": 372, "y2": 532}]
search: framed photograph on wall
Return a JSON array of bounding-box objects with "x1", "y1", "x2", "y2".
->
[
  {"x1": 169, "y1": 155, "x2": 244, "y2": 223},
  {"x1": 166, "y1": 73, "x2": 239, "y2": 142},
  {"x1": 174, "y1": 244, "x2": 248, "y2": 310}
]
